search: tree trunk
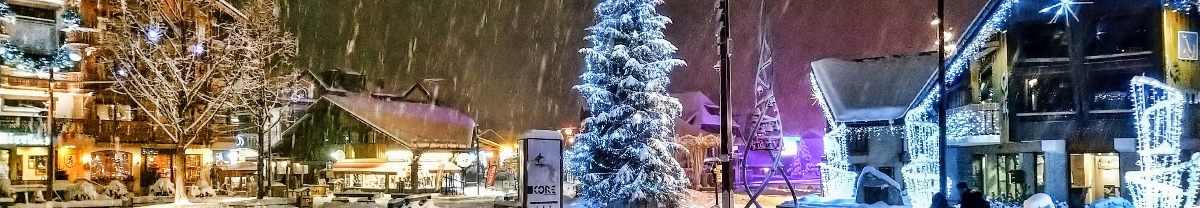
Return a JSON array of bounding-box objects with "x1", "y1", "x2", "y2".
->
[
  {"x1": 256, "y1": 131, "x2": 266, "y2": 199},
  {"x1": 408, "y1": 152, "x2": 422, "y2": 193},
  {"x1": 173, "y1": 142, "x2": 189, "y2": 203}
]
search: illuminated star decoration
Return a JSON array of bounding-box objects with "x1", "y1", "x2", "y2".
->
[{"x1": 1039, "y1": 0, "x2": 1091, "y2": 25}]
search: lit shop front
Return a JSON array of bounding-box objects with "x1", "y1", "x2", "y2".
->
[
  {"x1": 324, "y1": 151, "x2": 476, "y2": 193},
  {"x1": 282, "y1": 95, "x2": 478, "y2": 194}
]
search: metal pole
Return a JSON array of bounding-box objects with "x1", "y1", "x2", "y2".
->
[
  {"x1": 717, "y1": 0, "x2": 733, "y2": 207},
  {"x1": 46, "y1": 72, "x2": 57, "y2": 199},
  {"x1": 936, "y1": 0, "x2": 949, "y2": 199}
]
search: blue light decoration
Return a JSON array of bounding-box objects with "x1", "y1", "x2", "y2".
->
[
  {"x1": 0, "y1": 42, "x2": 80, "y2": 74},
  {"x1": 901, "y1": 86, "x2": 941, "y2": 208},
  {"x1": 568, "y1": 0, "x2": 689, "y2": 207},
  {"x1": 1124, "y1": 76, "x2": 1200, "y2": 208},
  {"x1": 59, "y1": 7, "x2": 82, "y2": 31},
  {"x1": 1166, "y1": 0, "x2": 1200, "y2": 12},
  {"x1": 0, "y1": 0, "x2": 11, "y2": 20},
  {"x1": 945, "y1": 0, "x2": 1019, "y2": 86},
  {"x1": 1038, "y1": 0, "x2": 1091, "y2": 25}
]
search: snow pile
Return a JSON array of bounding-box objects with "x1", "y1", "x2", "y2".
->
[
  {"x1": 103, "y1": 180, "x2": 129, "y2": 199},
  {"x1": 782, "y1": 194, "x2": 907, "y2": 208},
  {"x1": 0, "y1": 163, "x2": 10, "y2": 196},
  {"x1": 65, "y1": 181, "x2": 101, "y2": 200},
  {"x1": 989, "y1": 193, "x2": 1070, "y2": 208},
  {"x1": 147, "y1": 178, "x2": 175, "y2": 196},
  {"x1": 1087, "y1": 197, "x2": 1133, "y2": 208}
]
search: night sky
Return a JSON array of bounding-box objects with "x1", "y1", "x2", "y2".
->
[{"x1": 279, "y1": 0, "x2": 984, "y2": 143}]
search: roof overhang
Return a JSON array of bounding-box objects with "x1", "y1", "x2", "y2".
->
[
  {"x1": 321, "y1": 95, "x2": 476, "y2": 151},
  {"x1": 811, "y1": 54, "x2": 938, "y2": 123}
]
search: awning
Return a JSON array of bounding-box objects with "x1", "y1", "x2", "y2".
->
[
  {"x1": 322, "y1": 95, "x2": 476, "y2": 150},
  {"x1": 220, "y1": 162, "x2": 257, "y2": 171},
  {"x1": 328, "y1": 162, "x2": 406, "y2": 174},
  {"x1": 810, "y1": 53, "x2": 938, "y2": 123}
]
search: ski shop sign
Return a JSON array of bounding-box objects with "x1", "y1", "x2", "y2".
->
[
  {"x1": 522, "y1": 130, "x2": 563, "y2": 208},
  {"x1": 1180, "y1": 31, "x2": 1199, "y2": 60}
]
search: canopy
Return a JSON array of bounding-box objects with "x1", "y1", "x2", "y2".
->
[
  {"x1": 810, "y1": 54, "x2": 938, "y2": 123},
  {"x1": 327, "y1": 162, "x2": 407, "y2": 174},
  {"x1": 322, "y1": 95, "x2": 476, "y2": 150}
]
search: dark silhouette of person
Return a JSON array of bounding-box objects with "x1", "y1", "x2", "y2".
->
[
  {"x1": 931, "y1": 191, "x2": 949, "y2": 208},
  {"x1": 957, "y1": 182, "x2": 990, "y2": 208}
]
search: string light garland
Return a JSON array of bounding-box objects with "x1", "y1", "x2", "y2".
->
[
  {"x1": 810, "y1": 72, "x2": 856, "y2": 197},
  {"x1": 1166, "y1": 0, "x2": 1200, "y2": 11},
  {"x1": 902, "y1": 86, "x2": 941, "y2": 208},
  {"x1": 945, "y1": 0, "x2": 1019, "y2": 86},
  {"x1": 946, "y1": 103, "x2": 1001, "y2": 143},
  {"x1": 1124, "y1": 76, "x2": 1198, "y2": 208}
]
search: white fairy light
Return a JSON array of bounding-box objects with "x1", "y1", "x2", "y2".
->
[
  {"x1": 902, "y1": 86, "x2": 941, "y2": 208},
  {"x1": 810, "y1": 72, "x2": 836, "y2": 126},
  {"x1": 1039, "y1": 0, "x2": 1092, "y2": 25},
  {"x1": 189, "y1": 42, "x2": 205, "y2": 56},
  {"x1": 1124, "y1": 76, "x2": 1191, "y2": 208},
  {"x1": 811, "y1": 72, "x2": 856, "y2": 197},
  {"x1": 145, "y1": 24, "x2": 163, "y2": 44}
]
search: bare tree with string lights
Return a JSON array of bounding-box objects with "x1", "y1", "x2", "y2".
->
[{"x1": 97, "y1": 0, "x2": 290, "y2": 203}]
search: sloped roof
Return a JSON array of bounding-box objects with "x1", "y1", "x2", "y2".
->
[
  {"x1": 811, "y1": 53, "x2": 938, "y2": 122},
  {"x1": 321, "y1": 95, "x2": 476, "y2": 150},
  {"x1": 671, "y1": 91, "x2": 739, "y2": 136}
]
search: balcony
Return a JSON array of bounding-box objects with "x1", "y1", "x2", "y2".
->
[{"x1": 947, "y1": 103, "x2": 1002, "y2": 146}]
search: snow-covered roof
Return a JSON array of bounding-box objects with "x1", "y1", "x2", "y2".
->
[
  {"x1": 810, "y1": 53, "x2": 938, "y2": 123},
  {"x1": 671, "y1": 91, "x2": 739, "y2": 136},
  {"x1": 322, "y1": 95, "x2": 476, "y2": 150}
]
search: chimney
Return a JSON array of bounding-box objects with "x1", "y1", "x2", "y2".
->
[{"x1": 422, "y1": 78, "x2": 444, "y2": 106}]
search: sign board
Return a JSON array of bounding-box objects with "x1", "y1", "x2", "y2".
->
[
  {"x1": 521, "y1": 130, "x2": 563, "y2": 208},
  {"x1": 1179, "y1": 31, "x2": 1199, "y2": 60}
]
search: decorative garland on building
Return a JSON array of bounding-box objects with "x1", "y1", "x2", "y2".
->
[
  {"x1": 809, "y1": 72, "x2": 857, "y2": 198},
  {"x1": 901, "y1": 86, "x2": 941, "y2": 208},
  {"x1": 1124, "y1": 76, "x2": 1197, "y2": 208},
  {"x1": 1167, "y1": 0, "x2": 1200, "y2": 12},
  {"x1": 0, "y1": 1, "x2": 82, "y2": 74}
]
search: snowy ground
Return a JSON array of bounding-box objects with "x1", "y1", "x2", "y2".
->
[{"x1": 682, "y1": 189, "x2": 808, "y2": 208}]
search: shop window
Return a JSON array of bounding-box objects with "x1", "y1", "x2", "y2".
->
[
  {"x1": 1013, "y1": 23, "x2": 1068, "y2": 58},
  {"x1": 96, "y1": 104, "x2": 134, "y2": 121},
  {"x1": 978, "y1": 66, "x2": 997, "y2": 102},
  {"x1": 1019, "y1": 74, "x2": 1075, "y2": 113},
  {"x1": 847, "y1": 130, "x2": 869, "y2": 156},
  {"x1": 185, "y1": 154, "x2": 202, "y2": 184},
  {"x1": 1087, "y1": 14, "x2": 1153, "y2": 55},
  {"x1": 27, "y1": 155, "x2": 49, "y2": 180},
  {"x1": 1070, "y1": 153, "x2": 1122, "y2": 205},
  {"x1": 1089, "y1": 73, "x2": 1137, "y2": 111},
  {"x1": 0, "y1": 116, "x2": 42, "y2": 134},
  {"x1": 89, "y1": 150, "x2": 133, "y2": 181},
  {"x1": 9, "y1": 5, "x2": 60, "y2": 57},
  {"x1": 2, "y1": 99, "x2": 47, "y2": 110},
  {"x1": 993, "y1": 154, "x2": 1023, "y2": 199}
]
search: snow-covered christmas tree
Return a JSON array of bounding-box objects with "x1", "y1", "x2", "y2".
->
[{"x1": 570, "y1": 0, "x2": 688, "y2": 207}]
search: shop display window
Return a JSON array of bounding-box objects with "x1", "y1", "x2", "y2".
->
[{"x1": 89, "y1": 150, "x2": 133, "y2": 181}]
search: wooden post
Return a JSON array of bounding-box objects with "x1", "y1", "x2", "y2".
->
[{"x1": 408, "y1": 151, "x2": 422, "y2": 193}]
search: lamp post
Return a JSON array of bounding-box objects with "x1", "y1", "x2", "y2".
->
[{"x1": 715, "y1": 0, "x2": 733, "y2": 207}]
